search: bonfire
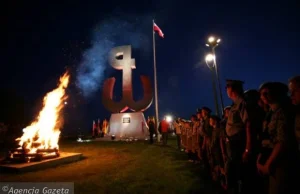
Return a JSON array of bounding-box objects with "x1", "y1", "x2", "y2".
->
[{"x1": 8, "y1": 72, "x2": 70, "y2": 162}]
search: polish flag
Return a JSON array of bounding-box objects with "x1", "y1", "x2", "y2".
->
[{"x1": 153, "y1": 23, "x2": 164, "y2": 38}]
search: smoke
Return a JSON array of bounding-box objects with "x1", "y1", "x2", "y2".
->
[{"x1": 76, "y1": 14, "x2": 152, "y2": 98}]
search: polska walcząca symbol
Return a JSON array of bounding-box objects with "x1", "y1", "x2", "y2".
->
[{"x1": 102, "y1": 45, "x2": 153, "y2": 113}]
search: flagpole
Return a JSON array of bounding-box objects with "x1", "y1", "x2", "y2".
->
[{"x1": 152, "y1": 19, "x2": 160, "y2": 141}]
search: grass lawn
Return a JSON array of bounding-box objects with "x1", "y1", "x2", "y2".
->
[{"x1": 0, "y1": 137, "x2": 217, "y2": 194}]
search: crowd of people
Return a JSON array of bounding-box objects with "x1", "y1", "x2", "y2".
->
[
  {"x1": 92, "y1": 119, "x2": 109, "y2": 138},
  {"x1": 155, "y1": 76, "x2": 300, "y2": 194}
]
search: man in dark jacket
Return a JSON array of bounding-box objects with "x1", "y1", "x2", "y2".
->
[{"x1": 147, "y1": 117, "x2": 156, "y2": 144}]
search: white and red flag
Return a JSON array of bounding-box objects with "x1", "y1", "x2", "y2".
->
[{"x1": 153, "y1": 22, "x2": 164, "y2": 38}]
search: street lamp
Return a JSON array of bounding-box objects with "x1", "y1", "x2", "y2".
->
[
  {"x1": 205, "y1": 53, "x2": 220, "y2": 117},
  {"x1": 206, "y1": 36, "x2": 224, "y2": 115},
  {"x1": 205, "y1": 54, "x2": 215, "y2": 63},
  {"x1": 206, "y1": 36, "x2": 221, "y2": 47}
]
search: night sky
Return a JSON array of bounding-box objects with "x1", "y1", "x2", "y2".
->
[{"x1": 2, "y1": 1, "x2": 300, "y2": 134}]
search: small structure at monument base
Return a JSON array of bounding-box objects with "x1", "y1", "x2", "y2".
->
[
  {"x1": 108, "y1": 112, "x2": 149, "y2": 141},
  {"x1": 0, "y1": 152, "x2": 82, "y2": 173}
]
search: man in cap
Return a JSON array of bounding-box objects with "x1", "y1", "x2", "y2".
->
[{"x1": 225, "y1": 79, "x2": 253, "y2": 194}]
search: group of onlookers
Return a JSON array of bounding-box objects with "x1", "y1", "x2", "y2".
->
[{"x1": 161, "y1": 76, "x2": 300, "y2": 194}]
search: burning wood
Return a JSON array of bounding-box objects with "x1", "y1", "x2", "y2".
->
[
  {"x1": 7, "y1": 147, "x2": 60, "y2": 163},
  {"x1": 6, "y1": 72, "x2": 70, "y2": 163}
]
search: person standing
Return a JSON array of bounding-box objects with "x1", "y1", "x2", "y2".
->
[
  {"x1": 201, "y1": 107, "x2": 212, "y2": 173},
  {"x1": 209, "y1": 115, "x2": 222, "y2": 181},
  {"x1": 102, "y1": 119, "x2": 108, "y2": 135},
  {"x1": 181, "y1": 120, "x2": 187, "y2": 152},
  {"x1": 97, "y1": 119, "x2": 102, "y2": 137},
  {"x1": 148, "y1": 117, "x2": 156, "y2": 144},
  {"x1": 225, "y1": 79, "x2": 252, "y2": 194},
  {"x1": 191, "y1": 115, "x2": 200, "y2": 162},
  {"x1": 196, "y1": 110, "x2": 204, "y2": 160},
  {"x1": 173, "y1": 118, "x2": 182, "y2": 150},
  {"x1": 219, "y1": 106, "x2": 230, "y2": 190},
  {"x1": 257, "y1": 82, "x2": 299, "y2": 194},
  {"x1": 159, "y1": 117, "x2": 170, "y2": 146},
  {"x1": 288, "y1": 76, "x2": 300, "y2": 151},
  {"x1": 186, "y1": 117, "x2": 194, "y2": 162},
  {"x1": 92, "y1": 120, "x2": 97, "y2": 138},
  {"x1": 243, "y1": 89, "x2": 266, "y2": 194}
]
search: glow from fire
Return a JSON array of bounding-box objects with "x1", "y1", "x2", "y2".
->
[{"x1": 16, "y1": 72, "x2": 70, "y2": 153}]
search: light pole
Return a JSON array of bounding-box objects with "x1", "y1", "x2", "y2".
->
[
  {"x1": 206, "y1": 36, "x2": 224, "y2": 115},
  {"x1": 205, "y1": 54, "x2": 220, "y2": 117}
]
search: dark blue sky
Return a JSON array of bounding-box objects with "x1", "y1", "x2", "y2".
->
[{"x1": 2, "y1": 1, "x2": 300, "y2": 133}]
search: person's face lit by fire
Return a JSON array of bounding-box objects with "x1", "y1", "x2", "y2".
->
[
  {"x1": 209, "y1": 118, "x2": 216, "y2": 127},
  {"x1": 191, "y1": 116, "x2": 195, "y2": 122},
  {"x1": 226, "y1": 85, "x2": 234, "y2": 99},
  {"x1": 224, "y1": 109, "x2": 230, "y2": 118},
  {"x1": 260, "y1": 88, "x2": 272, "y2": 105},
  {"x1": 201, "y1": 110, "x2": 208, "y2": 118},
  {"x1": 196, "y1": 113, "x2": 202, "y2": 120}
]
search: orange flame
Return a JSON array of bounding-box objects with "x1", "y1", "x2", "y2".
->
[{"x1": 16, "y1": 72, "x2": 70, "y2": 153}]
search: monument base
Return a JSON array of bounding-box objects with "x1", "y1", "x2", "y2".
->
[{"x1": 108, "y1": 112, "x2": 149, "y2": 140}]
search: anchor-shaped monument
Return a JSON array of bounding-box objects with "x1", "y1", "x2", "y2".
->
[{"x1": 102, "y1": 45, "x2": 153, "y2": 140}]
